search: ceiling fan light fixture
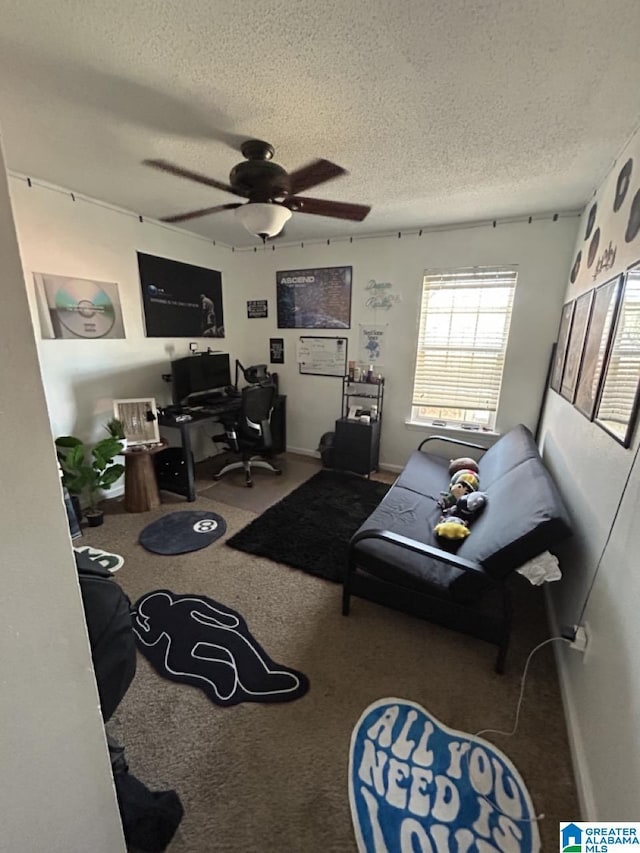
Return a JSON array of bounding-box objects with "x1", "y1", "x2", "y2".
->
[{"x1": 234, "y1": 202, "x2": 292, "y2": 240}]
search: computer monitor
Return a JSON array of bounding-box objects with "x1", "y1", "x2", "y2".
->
[{"x1": 171, "y1": 353, "x2": 232, "y2": 405}]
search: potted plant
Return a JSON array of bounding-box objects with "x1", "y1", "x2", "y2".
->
[
  {"x1": 104, "y1": 417, "x2": 128, "y2": 452},
  {"x1": 55, "y1": 436, "x2": 125, "y2": 527}
]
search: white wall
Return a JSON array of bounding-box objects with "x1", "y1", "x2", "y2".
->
[
  {"x1": 9, "y1": 176, "x2": 244, "y2": 479},
  {"x1": 0, "y1": 142, "x2": 125, "y2": 849},
  {"x1": 540, "y1": 127, "x2": 640, "y2": 818},
  {"x1": 237, "y1": 218, "x2": 578, "y2": 466},
  {"x1": 11, "y1": 179, "x2": 578, "y2": 475}
]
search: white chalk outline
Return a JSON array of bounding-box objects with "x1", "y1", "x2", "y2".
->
[{"x1": 133, "y1": 591, "x2": 303, "y2": 702}]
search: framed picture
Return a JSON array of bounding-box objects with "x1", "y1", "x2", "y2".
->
[
  {"x1": 247, "y1": 299, "x2": 268, "y2": 318},
  {"x1": 574, "y1": 275, "x2": 622, "y2": 420},
  {"x1": 34, "y1": 273, "x2": 126, "y2": 340},
  {"x1": 137, "y1": 253, "x2": 224, "y2": 338},
  {"x1": 113, "y1": 398, "x2": 160, "y2": 447},
  {"x1": 595, "y1": 263, "x2": 640, "y2": 447},
  {"x1": 561, "y1": 290, "x2": 593, "y2": 402},
  {"x1": 270, "y1": 338, "x2": 284, "y2": 364},
  {"x1": 550, "y1": 301, "x2": 574, "y2": 393},
  {"x1": 276, "y1": 266, "x2": 352, "y2": 329}
]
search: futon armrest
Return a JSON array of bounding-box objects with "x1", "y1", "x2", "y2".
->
[
  {"x1": 417, "y1": 435, "x2": 488, "y2": 453},
  {"x1": 349, "y1": 528, "x2": 483, "y2": 574}
]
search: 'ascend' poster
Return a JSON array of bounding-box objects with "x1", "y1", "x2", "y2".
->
[
  {"x1": 137, "y1": 252, "x2": 224, "y2": 338},
  {"x1": 276, "y1": 266, "x2": 352, "y2": 329}
]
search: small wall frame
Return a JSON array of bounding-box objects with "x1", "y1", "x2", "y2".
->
[
  {"x1": 113, "y1": 398, "x2": 160, "y2": 447},
  {"x1": 594, "y1": 263, "x2": 640, "y2": 447}
]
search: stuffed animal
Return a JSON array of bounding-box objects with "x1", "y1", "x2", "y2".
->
[
  {"x1": 448, "y1": 457, "x2": 479, "y2": 477},
  {"x1": 434, "y1": 474, "x2": 487, "y2": 541},
  {"x1": 434, "y1": 515, "x2": 470, "y2": 540},
  {"x1": 456, "y1": 491, "x2": 487, "y2": 524},
  {"x1": 438, "y1": 468, "x2": 480, "y2": 510}
]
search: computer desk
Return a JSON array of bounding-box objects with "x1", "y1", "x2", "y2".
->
[{"x1": 157, "y1": 395, "x2": 286, "y2": 502}]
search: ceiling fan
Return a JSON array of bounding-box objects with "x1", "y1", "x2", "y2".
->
[{"x1": 144, "y1": 139, "x2": 371, "y2": 241}]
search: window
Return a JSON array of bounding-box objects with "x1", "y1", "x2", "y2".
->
[{"x1": 411, "y1": 267, "x2": 517, "y2": 430}]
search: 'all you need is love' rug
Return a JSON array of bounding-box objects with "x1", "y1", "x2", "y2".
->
[{"x1": 350, "y1": 698, "x2": 540, "y2": 853}]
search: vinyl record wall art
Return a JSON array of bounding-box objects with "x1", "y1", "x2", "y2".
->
[{"x1": 35, "y1": 273, "x2": 125, "y2": 340}]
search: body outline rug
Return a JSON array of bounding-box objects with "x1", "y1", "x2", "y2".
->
[
  {"x1": 139, "y1": 510, "x2": 227, "y2": 555},
  {"x1": 350, "y1": 698, "x2": 540, "y2": 853},
  {"x1": 132, "y1": 590, "x2": 309, "y2": 706},
  {"x1": 226, "y1": 469, "x2": 390, "y2": 582}
]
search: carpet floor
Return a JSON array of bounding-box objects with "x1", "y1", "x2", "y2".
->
[
  {"x1": 83, "y1": 455, "x2": 578, "y2": 853},
  {"x1": 225, "y1": 470, "x2": 391, "y2": 582},
  {"x1": 198, "y1": 454, "x2": 321, "y2": 515}
]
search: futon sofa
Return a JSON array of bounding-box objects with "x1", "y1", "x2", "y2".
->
[{"x1": 342, "y1": 424, "x2": 572, "y2": 671}]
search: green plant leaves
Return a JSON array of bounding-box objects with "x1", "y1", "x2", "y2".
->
[{"x1": 55, "y1": 433, "x2": 125, "y2": 506}]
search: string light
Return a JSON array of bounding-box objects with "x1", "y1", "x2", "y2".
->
[{"x1": 8, "y1": 172, "x2": 580, "y2": 255}]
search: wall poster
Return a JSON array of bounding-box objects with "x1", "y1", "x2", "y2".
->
[
  {"x1": 561, "y1": 290, "x2": 593, "y2": 402},
  {"x1": 549, "y1": 301, "x2": 574, "y2": 393},
  {"x1": 34, "y1": 273, "x2": 125, "y2": 339},
  {"x1": 358, "y1": 323, "x2": 388, "y2": 366},
  {"x1": 595, "y1": 263, "x2": 640, "y2": 447},
  {"x1": 296, "y1": 336, "x2": 348, "y2": 377},
  {"x1": 270, "y1": 338, "x2": 284, "y2": 364},
  {"x1": 247, "y1": 299, "x2": 268, "y2": 318},
  {"x1": 276, "y1": 266, "x2": 352, "y2": 329},
  {"x1": 137, "y1": 252, "x2": 224, "y2": 338},
  {"x1": 574, "y1": 275, "x2": 622, "y2": 420}
]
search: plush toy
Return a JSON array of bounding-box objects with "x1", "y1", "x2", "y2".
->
[
  {"x1": 434, "y1": 515, "x2": 470, "y2": 540},
  {"x1": 456, "y1": 491, "x2": 487, "y2": 524},
  {"x1": 438, "y1": 468, "x2": 480, "y2": 510},
  {"x1": 434, "y1": 466, "x2": 487, "y2": 541},
  {"x1": 448, "y1": 457, "x2": 479, "y2": 477}
]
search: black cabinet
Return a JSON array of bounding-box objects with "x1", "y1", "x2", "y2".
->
[
  {"x1": 333, "y1": 376, "x2": 384, "y2": 476},
  {"x1": 333, "y1": 417, "x2": 381, "y2": 476}
]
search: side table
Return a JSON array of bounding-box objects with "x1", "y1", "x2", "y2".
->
[{"x1": 122, "y1": 439, "x2": 168, "y2": 512}]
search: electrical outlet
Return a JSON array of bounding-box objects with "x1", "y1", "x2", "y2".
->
[{"x1": 570, "y1": 624, "x2": 588, "y2": 654}]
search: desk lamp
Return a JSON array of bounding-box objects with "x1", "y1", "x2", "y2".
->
[{"x1": 234, "y1": 360, "x2": 271, "y2": 388}]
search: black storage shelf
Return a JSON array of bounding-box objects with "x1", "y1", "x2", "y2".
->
[{"x1": 334, "y1": 376, "x2": 385, "y2": 476}]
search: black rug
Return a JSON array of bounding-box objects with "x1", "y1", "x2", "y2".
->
[
  {"x1": 132, "y1": 590, "x2": 309, "y2": 706},
  {"x1": 139, "y1": 511, "x2": 226, "y2": 555},
  {"x1": 226, "y1": 469, "x2": 390, "y2": 583}
]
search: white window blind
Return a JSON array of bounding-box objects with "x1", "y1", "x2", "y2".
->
[{"x1": 412, "y1": 267, "x2": 517, "y2": 415}]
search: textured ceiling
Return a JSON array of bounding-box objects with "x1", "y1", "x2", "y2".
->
[{"x1": 0, "y1": 0, "x2": 639, "y2": 246}]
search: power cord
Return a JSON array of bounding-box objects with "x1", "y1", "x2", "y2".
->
[{"x1": 462, "y1": 636, "x2": 571, "y2": 823}]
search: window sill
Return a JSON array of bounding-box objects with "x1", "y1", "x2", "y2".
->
[{"x1": 404, "y1": 420, "x2": 499, "y2": 440}]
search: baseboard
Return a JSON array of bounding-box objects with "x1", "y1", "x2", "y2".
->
[
  {"x1": 285, "y1": 445, "x2": 402, "y2": 474},
  {"x1": 286, "y1": 446, "x2": 321, "y2": 459},
  {"x1": 544, "y1": 587, "x2": 597, "y2": 820}
]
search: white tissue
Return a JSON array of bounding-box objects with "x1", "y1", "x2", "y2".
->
[{"x1": 516, "y1": 551, "x2": 562, "y2": 585}]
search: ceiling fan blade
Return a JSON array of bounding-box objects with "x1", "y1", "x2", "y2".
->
[
  {"x1": 288, "y1": 159, "x2": 346, "y2": 195},
  {"x1": 144, "y1": 159, "x2": 246, "y2": 197},
  {"x1": 160, "y1": 203, "x2": 243, "y2": 223},
  {"x1": 285, "y1": 196, "x2": 371, "y2": 222}
]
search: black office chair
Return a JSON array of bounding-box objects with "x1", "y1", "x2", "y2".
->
[{"x1": 213, "y1": 382, "x2": 282, "y2": 487}]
